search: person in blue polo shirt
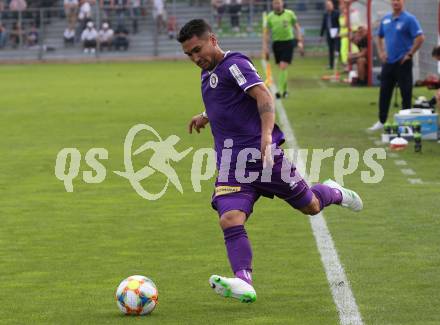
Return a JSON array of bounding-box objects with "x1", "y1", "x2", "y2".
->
[{"x1": 368, "y1": 0, "x2": 424, "y2": 132}]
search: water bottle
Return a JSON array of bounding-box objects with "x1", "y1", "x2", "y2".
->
[{"x1": 414, "y1": 132, "x2": 422, "y2": 153}]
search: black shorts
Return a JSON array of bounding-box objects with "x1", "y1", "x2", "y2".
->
[{"x1": 272, "y1": 39, "x2": 297, "y2": 64}]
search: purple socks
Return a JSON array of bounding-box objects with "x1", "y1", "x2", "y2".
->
[
  {"x1": 223, "y1": 225, "x2": 253, "y2": 285},
  {"x1": 311, "y1": 184, "x2": 343, "y2": 211},
  {"x1": 221, "y1": 185, "x2": 341, "y2": 285},
  {"x1": 235, "y1": 269, "x2": 253, "y2": 285}
]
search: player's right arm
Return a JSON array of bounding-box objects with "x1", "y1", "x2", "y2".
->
[
  {"x1": 376, "y1": 18, "x2": 387, "y2": 63},
  {"x1": 188, "y1": 112, "x2": 209, "y2": 134},
  {"x1": 376, "y1": 36, "x2": 387, "y2": 63}
]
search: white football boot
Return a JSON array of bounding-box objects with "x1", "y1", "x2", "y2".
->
[
  {"x1": 209, "y1": 275, "x2": 257, "y2": 303},
  {"x1": 323, "y1": 179, "x2": 363, "y2": 212},
  {"x1": 367, "y1": 121, "x2": 384, "y2": 132}
]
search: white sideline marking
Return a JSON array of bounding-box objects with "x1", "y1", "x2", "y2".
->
[
  {"x1": 262, "y1": 60, "x2": 363, "y2": 325},
  {"x1": 401, "y1": 168, "x2": 416, "y2": 176},
  {"x1": 408, "y1": 178, "x2": 424, "y2": 184},
  {"x1": 394, "y1": 160, "x2": 407, "y2": 166},
  {"x1": 377, "y1": 142, "x2": 423, "y2": 186},
  {"x1": 422, "y1": 181, "x2": 440, "y2": 185}
]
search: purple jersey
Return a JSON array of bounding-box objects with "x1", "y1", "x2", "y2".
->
[{"x1": 201, "y1": 51, "x2": 285, "y2": 178}]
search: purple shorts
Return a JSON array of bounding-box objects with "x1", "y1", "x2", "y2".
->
[{"x1": 211, "y1": 151, "x2": 313, "y2": 217}]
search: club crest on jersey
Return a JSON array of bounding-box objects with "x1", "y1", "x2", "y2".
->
[{"x1": 210, "y1": 73, "x2": 219, "y2": 88}]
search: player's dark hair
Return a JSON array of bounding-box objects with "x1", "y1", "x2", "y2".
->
[
  {"x1": 177, "y1": 19, "x2": 212, "y2": 43},
  {"x1": 432, "y1": 46, "x2": 440, "y2": 57}
]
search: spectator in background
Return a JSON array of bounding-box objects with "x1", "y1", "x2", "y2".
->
[
  {"x1": 26, "y1": 23, "x2": 38, "y2": 47},
  {"x1": 432, "y1": 46, "x2": 440, "y2": 61},
  {"x1": 64, "y1": 27, "x2": 75, "y2": 46},
  {"x1": 423, "y1": 46, "x2": 440, "y2": 112},
  {"x1": 9, "y1": 0, "x2": 27, "y2": 12},
  {"x1": 81, "y1": 20, "x2": 98, "y2": 53},
  {"x1": 64, "y1": 0, "x2": 79, "y2": 30},
  {"x1": 114, "y1": 0, "x2": 127, "y2": 27},
  {"x1": 153, "y1": 0, "x2": 166, "y2": 34},
  {"x1": 212, "y1": 0, "x2": 225, "y2": 31},
  {"x1": 100, "y1": 0, "x2": 114, "y2": 23},
  {"x1": 320, "y1": 0, "x2": 340, "y2": 69},
  {"x1": 0, "y1": 23, "x2": 7, "y2": 49},
  {"x1": 9, "y1": 0, "x2": 27, "y2": 25},
  {"x1": 10, "y1": 22, "x2": 24, "y2": 48},
  {"x1": 338, "y1": 2, "x2": 349, "y2": 69},
  {"x1": 77, "y1": 0, "x2": 92, "y2": 40},
  {"x1": 78, "y1": 0, "x2": 92, "y2": 28},
  {"x1": 431, "y1": 46, "x2": 440, "y2": 93},
  {"x1": 226, "y1": 0, "x2": 242, "y2": 33},
  {"x1": 0, "y1": 0, "x2": 5, "y2": 21},
  {"x1": 167, "y1": 15, "x2": 177, "y2": 39},
  {"x1": 113, "y1": 23, "x2": 129, "y2": 50},
  {"x1": 368, "y1": 0, "x2": 424, "y2": 131},
  {"x1": 40, "y1": 0, "x2": 56, "y2": 18},
  {"x1": 26, "y1": 0, "x2": 41, "y2": 28},
  {"x1": 130, "y1": 0, "x2": 141, "y2": 34},
  {"x1": 349, "y1": 26, "x2": 368, "y2": 86},
  {"x1": 98, "y1": 22, "x2": 113, "y2": 50}
]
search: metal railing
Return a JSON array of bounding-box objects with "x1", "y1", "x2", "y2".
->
[{"x1": 0, "y1": 0, "x2": 325, "y2": 61}]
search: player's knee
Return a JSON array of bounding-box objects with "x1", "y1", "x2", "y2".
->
[
  {"x1": 219, "y1": 210, "x2": 246, "y2": 230},
  {"x1": 299, "y1": 197, "x2": 321, "y2": 216},
  {"x1": 309, "y1": 203, "x2": 321, "y2": 216}
]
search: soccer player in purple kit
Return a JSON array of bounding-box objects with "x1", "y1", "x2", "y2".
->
[{"x1": 178, "y1": 19, "x2": 363, "y2": 303}]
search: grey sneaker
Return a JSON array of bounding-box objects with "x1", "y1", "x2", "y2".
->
[{"x1": 367, "y1": 121, "x2": 384, "y2": 132}]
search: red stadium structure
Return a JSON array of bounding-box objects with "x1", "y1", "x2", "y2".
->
[{"x1": 347, "y1": 0, "x2": 390, "y2": 86}]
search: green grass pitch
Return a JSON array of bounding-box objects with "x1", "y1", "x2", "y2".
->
[{"x1": 0, "y1": 57, "x2": 439, "y2": 324}]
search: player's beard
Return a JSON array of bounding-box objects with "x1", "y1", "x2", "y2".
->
[
  {"x1": 206, "y1": 57, "x2": 217, "y2": 71},
  {"x1": 196, "y1": 57, "x2": 214, "y2": 70}
]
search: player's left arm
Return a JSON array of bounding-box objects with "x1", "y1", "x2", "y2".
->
[
  {"x1": 401, "y1": 35, "x2": 424, "y2": 64},
  {"x1": 188, "y1": 112, "x2": 209, "y2": 134},
  {"x1": 247, "y1": 83, "x2": 275, "y2": 167},
  {"x1": 401, "y1": 17, "x2": 425, "y2": 64}
]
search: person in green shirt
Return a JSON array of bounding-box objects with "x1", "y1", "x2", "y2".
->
[{"x1": 263, "y1": 0, "x2": 303, "y2": 99}]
